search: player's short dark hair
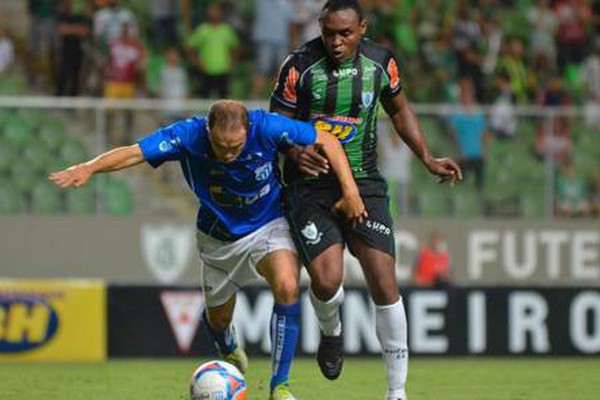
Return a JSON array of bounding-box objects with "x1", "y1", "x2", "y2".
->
[
  {"x1": 321, "y1": 0, "x2": 364, "y2": 21},
  {"x1": 207, "y1": 100, "x2": 249, "y2": 132}
]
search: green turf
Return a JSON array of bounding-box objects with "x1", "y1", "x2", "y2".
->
[{"x1": 0, "y1": 357, "x2": 599, "y2": 399}]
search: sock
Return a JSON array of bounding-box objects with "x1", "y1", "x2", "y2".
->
[
  {"x1": 202, "y1": 308, "x2": 237, "y2": 355},
  {"x1": 270, "y1": 302, "x2": 301, "y2": 390},
  {"x1": 375, "y1": 298, "x2": 409, "y2": 399},
  {"x1": 309, "y1": 286, "x2": 344, "y2": 336}
]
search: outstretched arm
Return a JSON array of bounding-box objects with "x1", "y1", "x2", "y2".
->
[
  {"x1": 49, "y1": 144, "x2": 145, "y2": 188},
  {"x1": 315, "y1": 129, "x2": 368, "y2": 224},
  {"x1": 381, "y1": 92, "x2": 462, "y2": 185}
]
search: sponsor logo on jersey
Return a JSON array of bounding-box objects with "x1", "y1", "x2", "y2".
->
[
  {"x1": 333, "y1": 67, "x2": 358, "y2": 78},
  {"x1": 0, "y1": 294, "x2": 59, "y2": 353},
  {"x1": 313, "y1": 119, "x2": 357, "y2": 144},
  {"x1": 141, "y1": 224, "x2": 194, "y2": 284},
  {"x1": 301, "y1": 221, "x2": 323, "y2": 245},
  {"x1": 160, "y1": 291, "x2": 204, "y2": 353}
]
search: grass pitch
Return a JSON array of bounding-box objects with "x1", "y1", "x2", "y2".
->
[{"x1": 1, "y1": 357, "x2": 598, "y2": 400}]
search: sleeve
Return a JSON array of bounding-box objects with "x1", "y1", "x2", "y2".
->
[
  {"x1": 380, "y1": 51, "x2": 403, "y2": 99},
  {"x1": 258, "y1": 110, "x2": 317, "y2": 151},
  {"x1": 228, "y1": 26, "x2": 239, "y2": 48},
  {"x1": 269, "y1": 54, "x2": 301, "y2": 112},
  {"x1": 137, "y1": 117, "x2": 205, "y2": 168}
]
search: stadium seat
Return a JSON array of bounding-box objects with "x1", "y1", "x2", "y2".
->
[
  {"x1": 38, "y1": 125, "x2": 67, "y2": 152},
  {"x1": 103, "y1": 178, "x2": 134, "y2": 215},
  {"x1": 10, "y1": 163, "x2": 39, "y2": 194},
  {"x1": 0, "y1": 180, "x2": 26, "y2": 213},
  {"x1": 31, "y1": 181, "x2": 63, "y2": 214},
  {"x1": 3, "y1": 118, "x2": 33, "y2": 150},
  {"x1": 416, "y1": 185, "x2": 450, "y2": 217},
  {"x1": 59, "y1": 139, "x2": 88, "y2": 164},
  {"x1": 451, "y1": 186, "x2": 482, "y2": 218},
  {"x1": 23, "y1": 141, "x2": 54, "y2": 173},
  {"x1": 66, "y1": 185, "x2": 96, "y2": 215},
  {"x1": 0, "y1": 138, "x2": 15, "y2": 173}
]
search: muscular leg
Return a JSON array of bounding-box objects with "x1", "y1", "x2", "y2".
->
[
  {"x1": 203, "y1": 296, "x2": 247, "y2": 373},
  {"x1": 347, "y1": 235, "x2": 409, "y2": 400},
  {"x1": 304, "y1": 244, "x2": 346, "y2": 379},
  {"x1": 256, "y1": 250, "x2": 301, "y2": 392}
]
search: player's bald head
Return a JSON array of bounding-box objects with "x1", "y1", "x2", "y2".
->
[
  {"x1": 207, "y1": 100, "x2": 249, "y2": 134},
  {"x1": 206, "y1": 100, "x2": 248, "y2": 163}
]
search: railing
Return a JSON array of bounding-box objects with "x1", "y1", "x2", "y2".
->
[{"x1": 0, "y1": 96, "x2": 597, "y2": 219}]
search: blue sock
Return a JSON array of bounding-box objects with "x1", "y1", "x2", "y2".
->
[
  {"x1": 202, "y1": 308, "x2": 237, "y2": 355},
  {"x1": 270, "y1": 302, "x2": 301, "y2": 390}
]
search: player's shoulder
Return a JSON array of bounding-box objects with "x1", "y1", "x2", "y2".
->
[
  {"x1": 359, "y1": 38, "x2": 396, "y2": 63},
  {"x1": 286, "y1": 38, "x2": 327, "y2": 69}
]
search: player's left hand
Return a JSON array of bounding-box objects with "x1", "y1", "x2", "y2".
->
[
  {"x1": 332, "y1": 192, "x2": 368, "y2": 227},
  {"x1": 425, "y1": 157, "x2": 463, "y2": 186},
  {"x1": 48, "y1": 164, "x2": 92, "y2": 188}
]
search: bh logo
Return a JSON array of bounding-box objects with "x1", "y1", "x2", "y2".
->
[{"x1": 0, "y1": 297, "x2": 59, "y2": 353}]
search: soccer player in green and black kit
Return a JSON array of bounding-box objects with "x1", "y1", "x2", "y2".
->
[{"x1": 270, "y1": 1, "x2": 462, "y2": 399}]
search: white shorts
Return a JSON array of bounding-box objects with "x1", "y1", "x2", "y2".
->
[{"x1": 197, "y1": 217, "x2": 296, "y2": 307}]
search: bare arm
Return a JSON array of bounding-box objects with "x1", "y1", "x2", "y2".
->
[
  {"x1": 49, "y1": 144, "x2": 145, "y2": 188},
  {"x1": 381, "y1": 92, "x2": 462, "y2": 184},
  {"x1": 271, "y1": 104, "x2": 330, "y2": 176}
]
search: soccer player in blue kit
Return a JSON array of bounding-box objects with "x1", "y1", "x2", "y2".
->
[{"x1": 50, "y1": 100, "x2": 367, "y2": 400}]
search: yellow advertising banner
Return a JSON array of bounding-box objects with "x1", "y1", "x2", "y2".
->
[{"x1": 0, "y1": 280, "x2": 106, "y2": 362}]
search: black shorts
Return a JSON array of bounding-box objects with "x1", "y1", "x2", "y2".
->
[{"x1": 284, "y1": 176, "x2": 395, "y2": 266}]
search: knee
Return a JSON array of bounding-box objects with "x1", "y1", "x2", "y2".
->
[
  {"x1": 272, "y1": 276, "x2": 299, "y2": 304},
  {"x1": 310, "y1": 277, "x2": 342, "y2": 301}
]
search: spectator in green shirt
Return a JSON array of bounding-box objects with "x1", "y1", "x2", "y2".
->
[{"x1": 186, "y1": 2, "x2": 239, "y2": 98}]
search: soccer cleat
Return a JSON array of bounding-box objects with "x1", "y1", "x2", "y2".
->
[
  {"x1": 220, "y1": 346, "x2": 249, "y2": 374},
  {"x1": 316, "y1": 332, "x2": 344, "y2": 380},
  {"x1": 269, "y1": 383, "x2": 297, "y2": 400}
]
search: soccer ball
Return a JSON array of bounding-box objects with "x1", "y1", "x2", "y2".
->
[{"x1": 190, "y1": 360, "x2": 247, "y2": 400}]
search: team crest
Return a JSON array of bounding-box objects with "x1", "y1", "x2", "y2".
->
[
  {"x1": 361, "y1": 91, "x2": 374, "y2": 108},
  {"x1": 301, "y1": 221, "x2": 323, "y2": 245},
  {"x1": 141, "y1": 224, "x2": 195, "y2": 283},
  {"x1": 254, "y1": 162, "x2": 272, "y2": 182}
]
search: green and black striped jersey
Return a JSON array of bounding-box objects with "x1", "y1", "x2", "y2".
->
[{"x1": 270, "y1": 37, "x2": 402, "y2": 183}]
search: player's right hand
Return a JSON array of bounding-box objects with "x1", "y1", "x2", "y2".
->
[
  {"x1": 296, "y1": 144, "x2": 330, "y2": 176},
  {"x1": 332, "y1": 192, "x2": 368, "y2": 228},
  {"x1": 48, "y1": 164, "x2": 92, "y2": 188}
]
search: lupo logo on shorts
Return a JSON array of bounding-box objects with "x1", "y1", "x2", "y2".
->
[
  {"x1": 313, "y1": 119, "x2": 357, "y2": 144},
  {"x1": 0, "y1": 296, "x2": 59, "y2": 353}
]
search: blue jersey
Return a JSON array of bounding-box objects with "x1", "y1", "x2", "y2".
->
[{"x1": 138, "y1": 109, "x2": 317, "y2": 241}]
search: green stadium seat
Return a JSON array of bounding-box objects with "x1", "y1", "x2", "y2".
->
[
  {"x1": 451, "y1": 186, "x2": 482, "y2": 218},
  {"x1": 39, "y1": 125, "x2": 67, "y2": 152},
  {"x1": 59, "y1": 140, "x2": 87, "y2": 164},
  {"x1": 10, "y1": 163, "x2": 40, "y2": 194},
  {"x1": 31, "y1": 181, "x2": 63, "y2": 214},
  {"x1": 0, "y1": 180, "x2": 26, "y2": 213},
  {"x1": 23, "y1": 141, "x2": 54, "y2": 173},
  {"x1": 416, "y1": 185, "x2": 450, "y2": 217},
  {"x1": 103, "y1": 179, "x2": 134, "y2": 215},
  {"x1": 3, "y1": 118, "x2": 33, "y2": 150},
  {"x1": 0, "y1": 138, "x2": 15, "y2": 173},
  {"x1": 66, "y1": 186, "x2": 96, "y2": 214}
]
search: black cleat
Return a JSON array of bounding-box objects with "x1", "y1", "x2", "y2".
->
[{"x1": 316, "y1": 332, "x2": 344, "y2": 380}]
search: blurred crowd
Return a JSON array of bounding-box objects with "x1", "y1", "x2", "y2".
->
[{"x1": 1, "y1": 0, "x2": 600, "y2": 218}]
